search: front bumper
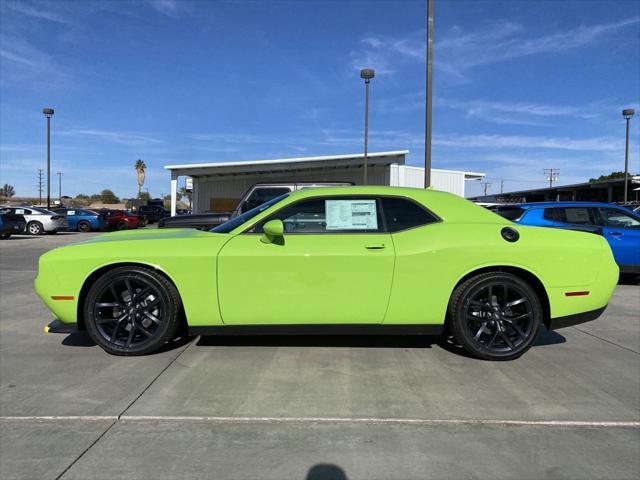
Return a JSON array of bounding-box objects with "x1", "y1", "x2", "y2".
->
[{"x1": 548, "y1": 306, "x2": 607, "y2": 330}]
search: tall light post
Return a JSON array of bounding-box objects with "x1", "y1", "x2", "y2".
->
[
  {"x1": 57, "y1": 172, "x2": 63, "y2": 204},
  {"x1": 360, "y1": 68, "x2": 375, "y2": 185},
  {"x1": 424, "y1": 0, "x2": 434, "y2": 188},
  {"x1": 42, "y1": 108, "x2": 54, "y2": 208},
  {"x1": 622, "y1": 108, "x2": 635, "y2": 204}
]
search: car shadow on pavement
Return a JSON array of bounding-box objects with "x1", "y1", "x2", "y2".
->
[{"x1": 61, "y1": 331, "x2": 194, "y2": 353}]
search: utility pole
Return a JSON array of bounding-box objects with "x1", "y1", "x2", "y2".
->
[
  {"x1": 57, "y1": 172, "x2": 63, "y2": 204},
  {"x1": 360, "y1": 69, "x2": 375, "y2": 185},
  {"x1": 424, "y1": 0, "x2": 434, "y2": 188},
  {"x1": 42, "y1": 108, "x2": 54, "y2": 208},
  {"x1": 622, "y1": 109, "x2": 635, "y2": 204},
  {"x1": 544, "y1": 168, "x2": 559, "y2": 188},
  {"x1": 37, "y1": 169, "x2": 44, "y2": 206},
  {"x1": 481, "y1": 181, "x2": 492, "y2": 196},
  {"x1": 500, "y1": 179, "x2": 504, "y2": 194}
]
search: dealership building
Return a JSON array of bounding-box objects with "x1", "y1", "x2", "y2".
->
[{"x1": 165, "y1": 150, "x2": 484, "y2": 215}]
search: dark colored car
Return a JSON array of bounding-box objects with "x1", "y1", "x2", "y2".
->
[
  {"x1": 53, "y1": 208, "x2": 107, "y2": 232},
  {"x1": 137, "y1": 205, "x2": 169, "y2": 224},
  {"x1": 100, "y1": 209, "x2": 140, "y2": 230},
  {"x1": 0, "y1": 208, "x2": 26, "y2": 239},
  {"x1": 159, "y1": 182, "x2": 352, "y2": 230}
]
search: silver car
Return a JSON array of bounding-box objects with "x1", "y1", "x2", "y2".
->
[{"x1": 6, "y1": 206, "x2": 68, "y2": 235}]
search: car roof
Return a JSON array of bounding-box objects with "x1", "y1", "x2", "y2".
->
[{"x1": 517, "y1": 201, "x2": 630, "y2": 209}]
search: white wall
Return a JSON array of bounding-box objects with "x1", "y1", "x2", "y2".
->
[{"x1": 389, "y1": 165, "x2": 467, "y2": 197}]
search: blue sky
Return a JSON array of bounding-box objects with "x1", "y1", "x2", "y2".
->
[{"x1": 1, "y1": 0, "x2": 639, "y2": 199}]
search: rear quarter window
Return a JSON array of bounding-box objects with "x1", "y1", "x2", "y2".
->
[{"x1": 381, "y1": 197, "x2": 438, "y2": 232}]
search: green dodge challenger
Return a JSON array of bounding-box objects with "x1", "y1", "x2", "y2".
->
[{"x1": 35, "y1": 186, "x2": 618, "y2": 360}]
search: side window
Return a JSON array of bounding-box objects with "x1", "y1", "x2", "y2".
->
[
  {"x1": 66, "y1": 210, "x2": 76, "y2": 216},
  {"x1": 596, "y1": 208, "x2": 640, "y2": 228},
  {"x1": 14, "y1": 208, "x2": 27, "y2": 215},
  {"x1": 253, "y1": 197, "x2": 382, "y2": 234},
  {"x1": 543, "y1": 208, "x2": 561, "y2": 222},
  {"x1": 562, "y1": 207, "x2": 594, "y2": 225},
  {"x1": 381, "y1": 197, "x2": 438, "y2": 232},
  {"x1": 242, "y1": 187, "x2": 291, "y2": 213}
]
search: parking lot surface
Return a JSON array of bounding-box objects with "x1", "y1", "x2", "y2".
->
[{"x1": 1, "y1": 232, "x2": 639, "y2": 479}]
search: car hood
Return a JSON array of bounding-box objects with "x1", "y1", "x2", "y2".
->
[{"x1": 81, "y1": 227, "x2": 222, "y2": 244}]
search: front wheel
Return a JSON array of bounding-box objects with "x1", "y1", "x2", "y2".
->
[
  {"x1": 78, "y1": 221, "x2": 91, "y2": 232},
  {"x1": 84, "y1": 267, "x2": 182, "y2": 355},
  {"x1": 27, "y1": 222, "x2": 43, "y2": 235},
  {"x1": 0, "y1": 232, "x2": 11, "y2": 239},
  {"x1": 116, "y1": 221, "x2": 128, "y2": 230},
  {"x1": 448, "y1": 273, "x2": 542, "y2": 361}
]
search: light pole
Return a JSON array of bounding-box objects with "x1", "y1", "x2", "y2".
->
[
  {"x1": 42, "y1": 108, "x2": 54, "y2": 208},
  {"x1": 622, "y1": 108, "x2": 635, "y2": 204},
  {"x1": 57, "y1": 172, "x2": 62, "y2": 204},
  {"x1": 424, "y1": 0, "x2": 434, "y2": 188},
  {"x1": 360, "y1": 68, "x2": 375, "y2": 185}
]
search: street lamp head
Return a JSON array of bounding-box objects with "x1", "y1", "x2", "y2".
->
[
  {"x1": 622, "y1": 108, "x2": 634, "y2": 120},
  {"x1": 360, "y1": 68, "x2": 375, "y2": 82},
  {"x1": 42, "y1": 107, "x2": 54, "y2": 118}
]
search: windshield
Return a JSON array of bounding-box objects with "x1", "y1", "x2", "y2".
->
[{"x1": 211, "y1": 193, "x2": 289, "y2": 233}]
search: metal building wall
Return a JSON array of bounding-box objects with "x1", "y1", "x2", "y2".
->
[
  {"x1": 193, "y1": 166, "x2": 390, "y2": 213},
  {"x1": 389, "y1": 165, "x2": 466, "y2": 196}
]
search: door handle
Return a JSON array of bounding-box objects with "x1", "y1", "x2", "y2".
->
[{"x1": 365, "y1": 244, "x2": 386, "y2": 250}]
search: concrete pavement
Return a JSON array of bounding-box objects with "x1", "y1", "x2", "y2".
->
[{"x1": 1, "y1": 232, "x2": 638, "y2": 479}]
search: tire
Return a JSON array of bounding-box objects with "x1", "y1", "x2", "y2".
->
[
  {"x1": 116, "y1": 221, "x2": 128, "y2": 230},
  {"x1": 27, "y1": 222, "x2": 43, "y2": 235},
  {"x1": 83, "y1": 266, "x2": 182, "y2": 356},
  {"x1": 0, "y1": 232, "x2": 10, "y2": 239},
  {"x1": 448, "y1": 272, "x2": 542, "y2": 361},
  {"x1": 78, "y1": 221, "x2": 91, "y2": 232}
]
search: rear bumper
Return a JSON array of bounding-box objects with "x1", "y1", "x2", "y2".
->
[{"x1": 548, "y1": 306, "x2": 607, "y2": 330}]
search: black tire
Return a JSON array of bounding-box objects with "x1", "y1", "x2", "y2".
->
[
  {"x1": 116, "y1": 221, "x2": 128, "y2": 230},
  {"x1": 448, "y1": 272, "x2": 542, "y2": 361},
  {"x1": 78, "y1": 221, "x2": 91, "y2": 232},
  {"x1": 83, "y1": 266, "x2": 182, "y2": 355},
  {"x1": 27, "y1": 221, "x2": 43, "y2": 235},
  {"x1": 0, "y1": 232, "x2": 10, "y2": 239}
]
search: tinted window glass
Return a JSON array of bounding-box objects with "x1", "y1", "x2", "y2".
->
[
  {"x1": 252, "y1": 197, "x2": 382, "y2": 234},
  {"x1": 212, "y1": 194, "x2": 289, "y2": 233},
  {"x1": 596, "y1": 208, "x2": 640, "y2": 228},
  {"x1": 491, "y1": 206, "x2": 524, "y2": 221},
  {"x1": 544, "y1": 207, "x2": 594, "y2": 225},
  {"x1": 242, "y1": 187, "x2": 291, "y2": 213},
  {"x1": 381, "y1": 197, "x2": 438, "y2": 232}
]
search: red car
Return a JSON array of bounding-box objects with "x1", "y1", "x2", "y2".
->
[{"x1": 100, "y1": 209, "x2": 140, "y2": 230}]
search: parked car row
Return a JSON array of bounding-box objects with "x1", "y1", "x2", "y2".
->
[
  {"x1": 488, "y1": 201, "x2": 640, "y2": 273},
  {"x1": 0, "y1": 206, "x2": 150, "y2": 238}
]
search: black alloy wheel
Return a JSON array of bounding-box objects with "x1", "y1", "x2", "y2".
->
[
  {"x1": 448, "y1": 272, "x2": 542, "y2": 360},
  {"x1": 78, "y1": 221, "x2": 91, "y2": 232},
  {"x1": 84, "y1": 267, "x2": 181, "y2": 355},
  {"x1": 116, "y1": 221, "x2": 128, "y2": 230}
]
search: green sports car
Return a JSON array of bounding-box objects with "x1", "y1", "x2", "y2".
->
[{"x1": 35, "y1": 186, "x2": 618, "y2": 360}]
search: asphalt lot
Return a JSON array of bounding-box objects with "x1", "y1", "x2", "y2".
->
[{"x1": 1, "y1": 232, "x2": 639, "y2": 480}]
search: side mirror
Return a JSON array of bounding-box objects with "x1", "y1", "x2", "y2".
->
[{"x1": 261, "y1": 219, "x2": 284, "y2": 244}]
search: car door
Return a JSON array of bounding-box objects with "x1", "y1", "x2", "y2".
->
[
  {"x1": 217, "y1": 195, "x2": 395, "y2": 325},
  {"x1": 593, "y1": 207, "x2": 640, "y2": 267},
  {"x1": 59, "y1": 209, "x2": 78, "y2": 230}
]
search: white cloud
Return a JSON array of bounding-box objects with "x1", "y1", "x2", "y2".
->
[
  {"x1": 433, "y1": 133, "x2": 619, "y2": 152},
  {"x1": 145, "y1": 0, "x2": 191, "y2": 17},
  {"x1": 58, "y1": 129, "x2": 163, "y2": 146}
]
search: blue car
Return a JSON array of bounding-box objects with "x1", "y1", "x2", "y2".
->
[
  {"x1": 491, "y1": 202, "x2": 640, "y2": 273},
  {"x1": 53, "y1": 208, "x2": 107, "y2": 232}
]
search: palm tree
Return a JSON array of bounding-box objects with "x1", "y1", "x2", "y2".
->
[{"x1": 135, "y1": 159, "x2": 146, "y2": 197}]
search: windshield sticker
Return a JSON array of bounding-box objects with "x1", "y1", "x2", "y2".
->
[{"x1": 325, "y1": 200, "x2": 377, "y2": 230}]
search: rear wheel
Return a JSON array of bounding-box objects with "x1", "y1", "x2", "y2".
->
[
  {"x1": 27, "y1": 222, "x2": 43, "y2": 235},
  {"x1": 448, "y1": 272, "x2": 542, "y2": 360},
  {"x1": 0, "y1": 232, "x2": 11, "y2": 239},
  {"x1": 84, "y1": 267, "x2": 182, "y2": 355},
  {"x1": 116, "y1": 221, "x2": 128, "y2": 230},
  {"x1": 78, "y1": 221, "x2": 91, "y2": 232}
]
